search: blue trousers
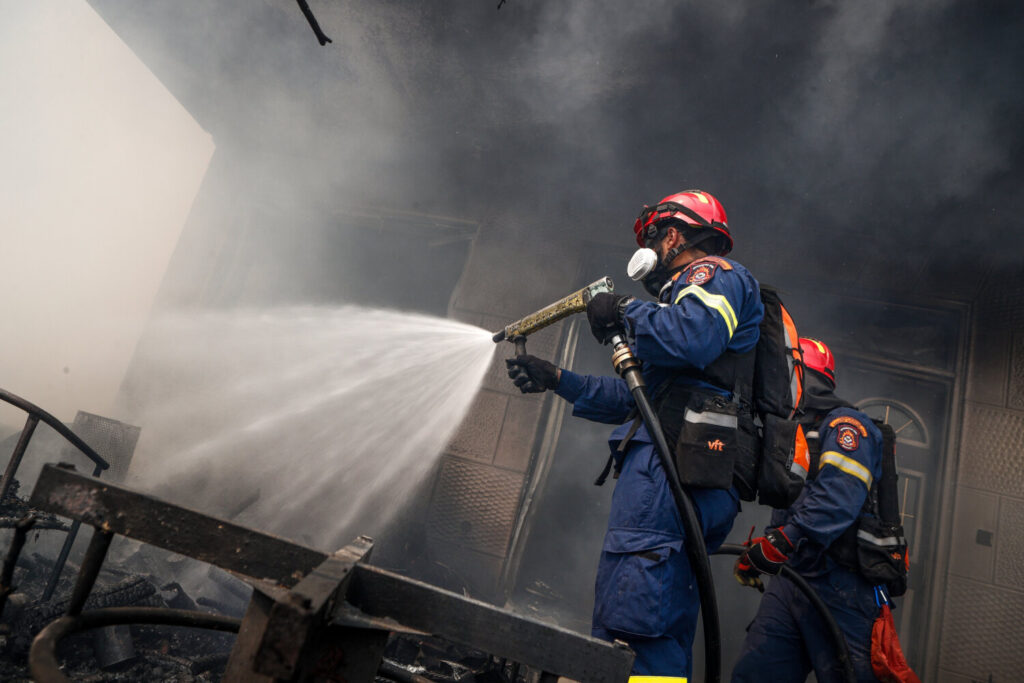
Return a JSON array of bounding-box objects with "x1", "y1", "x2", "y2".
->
[
  {"x1": 591, "y1": 441, "x2": 739, "y2": 678},
  {"x1": 731, "y1": 567, "x2": 880, "y2": 683}
]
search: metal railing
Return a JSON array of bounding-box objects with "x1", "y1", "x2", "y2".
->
[{"x1": 0, "y1": 388, "x2": 109, "y2": 599}]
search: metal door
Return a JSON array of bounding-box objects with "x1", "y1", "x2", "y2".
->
[{"x1": 841, "y1": 357, "x2": 953, "y2": 668}]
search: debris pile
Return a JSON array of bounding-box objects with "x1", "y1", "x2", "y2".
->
[{"x1": 0, "y1": 485, "x2": 240, "y2": 681}]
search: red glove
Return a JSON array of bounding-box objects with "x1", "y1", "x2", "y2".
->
[{"x1": 734, "y1": 527, "x2": 794, "y2": 592}]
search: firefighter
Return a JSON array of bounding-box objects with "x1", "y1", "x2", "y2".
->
[
  {"x1": 731, "y1": 337, "x2": 883, "y2": 683},
  {"x1": 506, "y1": 190, "x2": 763, "y2": 679}
]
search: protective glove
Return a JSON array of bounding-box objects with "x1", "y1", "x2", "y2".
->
[
  {"x1": 734, "y1": 526, "x2": 794, "y2": 592},
  {"x1": 505, "y1": 354, "x2": 560, "y2": 394},
  {"x1": 586, "y1": 293, "x2": 635, "y2": 345}
]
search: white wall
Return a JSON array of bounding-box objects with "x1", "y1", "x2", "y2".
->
[{"x1": 0, "y1": 1, "x2": 214, "y2": 426}]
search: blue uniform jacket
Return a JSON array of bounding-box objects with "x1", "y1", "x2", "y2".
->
[
  {"x1": 770, "y1": 406, "x2": 884, "y2": 576},
  {"x1": 555, "y1": 256, "x2": 763, "y2": 552}
]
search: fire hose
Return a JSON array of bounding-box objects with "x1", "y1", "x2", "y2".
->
[
  {"x1": 606, "y1": 332, "x2": 722, "y2": 683},
  {"x1": 713, "y1": 544, "x2": 856, "y2": 683},
  {"x1": 494, "y1": 277, "x2": 722, "y2": 683}
]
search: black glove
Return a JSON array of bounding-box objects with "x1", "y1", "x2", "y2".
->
[
  {"x1": 505, "y1": 354, "x2": 560, "y2": 394},
  {"x1": 586, "y1": 293, "x2": 635, "y2": 345},
  {"x1": 734, "y1": 527, "x2": 795, "y2": 591}
]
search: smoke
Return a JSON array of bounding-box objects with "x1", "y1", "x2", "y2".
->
[{"x1": 75, "y1": 0, "x2": 1024, "y2": 301}]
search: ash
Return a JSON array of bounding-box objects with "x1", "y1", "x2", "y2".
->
[{"x1": 1, "y1": 483, "x2": 243, "y2": 681}]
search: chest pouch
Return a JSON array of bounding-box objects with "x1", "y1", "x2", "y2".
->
[
  {"x1": 657, "y1": 386, "x2": 738, "y2": 490},
  {"x1": 855, "y1": 515, "x2": 909, "y2": 597},
  {"x1": 756, "y1": 414, "x2": 810, "y2": 509}
]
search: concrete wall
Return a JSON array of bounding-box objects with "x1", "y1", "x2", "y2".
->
[
  {"x1": 937, "y1": 267, "x2": 1024, "y2": 682},
  {"x1": 423, "y1": 220, "x2": 581, "y2": 603}
]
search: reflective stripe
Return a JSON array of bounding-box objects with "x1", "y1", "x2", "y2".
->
[
  {"x1": 684, "y1": 408, "x2": 737, "y2": 429},
  {"x1": 629, "y1": 678, "x2": 688, "y2": 683},
  {"x1": 819, "y1": 450, "x2": 873, "y2": 488},
  {"x1": 674, "y1": 284, "x2": 738, "y2": 338},
  {"x1": 857, "y1": 529, "x2": 903, "y2": 547}
]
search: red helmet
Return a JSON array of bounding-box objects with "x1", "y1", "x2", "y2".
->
[
  {"x1": 632, "y1": 189, "x2": 732, "y2": 254},
  {"x1": 800, "y1": 337, "x2": 836, "y2": 386}
]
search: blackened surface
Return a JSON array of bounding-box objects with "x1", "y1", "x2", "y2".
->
[{"x1": 28, "y1": 465, "x2": 327, "y2": 586}]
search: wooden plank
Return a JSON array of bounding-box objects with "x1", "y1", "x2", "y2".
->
[
  {"x1": 345, "y1": 565, "x2": 634, "y2": 683},
  {"x1": 29, "y1": 464, "x2": 326, "y2": 586}
]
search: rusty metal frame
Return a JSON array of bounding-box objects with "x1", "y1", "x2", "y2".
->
[
  {"x1": 27, "y1": 464, "x2": 634, "y2": 682},
  {"x1": 0, "y1": 388, "x2": 111, "y2": 601},
  {"x1": 0, "y1": 389, "x2": 109, "y2": 500}
]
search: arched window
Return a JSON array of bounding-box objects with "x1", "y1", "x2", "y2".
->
[
  {"x1": 855, "y1": 397, "x2": 928, "y2": 537},
  {"x1": 856, "y1": 398, "x2": 929, "y2": 448}
]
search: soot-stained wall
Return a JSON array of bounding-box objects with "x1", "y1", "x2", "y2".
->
[
  {"x1": 421, "y1": 218, "x2": 581, "y2": 603},
  {"x1": 938, "y1": 266, "x2": 1024, "y2": 682}
]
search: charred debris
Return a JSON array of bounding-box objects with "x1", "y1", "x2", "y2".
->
[{"x1": 0, "y1": 388, "x2": 632, "y2": 682}]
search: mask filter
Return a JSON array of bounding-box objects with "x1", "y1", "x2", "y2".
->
[{"x1": 627, "y1": 248, "x2": 659, "y2": 281}]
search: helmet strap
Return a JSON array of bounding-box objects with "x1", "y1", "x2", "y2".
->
[{"x1": 663, "y1": 230, "x2": 718, "y2": 266}]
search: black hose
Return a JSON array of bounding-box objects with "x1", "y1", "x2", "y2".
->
[
  {"x1": 713, "y1": 544, "x2": 856, "y2": 683},
  {"x1": 629, "y1": 383, "x2": 721, "y2": 683},
  {"x1": 29, "y1": 607, "x2": 241, "y2": 683},
  {"x1": 608, "y1": 335, "x2": 720, "y2": 683}
]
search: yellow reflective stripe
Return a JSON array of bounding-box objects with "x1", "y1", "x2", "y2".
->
[
  {"x1": 674, "y1": 285, "x2": 738, "y2": 338},
  {"x1": 819, "y1": 451, "x2": 873, "y2": 488},
  {"x1": 629, "y1": 678, "x2": 688, "y2": 683}
]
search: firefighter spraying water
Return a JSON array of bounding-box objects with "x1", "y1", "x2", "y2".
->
[{"x1": 498, "y1": 190, "x2": 762, "y2": 682}]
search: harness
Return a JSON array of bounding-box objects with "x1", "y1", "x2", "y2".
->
[{"x1": 805, "y1": 421, "x2": 909, "y2": 595}]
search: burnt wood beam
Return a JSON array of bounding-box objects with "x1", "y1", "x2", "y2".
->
[
  {"x1": 29, "y1": 464, "x2": 327, "y2": 587},
  {"x1": 29, "y1": 463, "x2": 635, "y2": 682},
  {"x1": 345, "y1": 564, "x2": 634, "y2": 683}
]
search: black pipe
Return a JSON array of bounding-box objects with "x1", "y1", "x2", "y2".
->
[
  {"x1": 66, "y1": 529, "x2": 113, "y2": 616},
  {"x1": 713, "y1": 544, "x2": 856, "y2": 683},
  {"x1": 609, "y1": 334, "x2": 721, "y2": 683},
  {"x1": 296, "y1": 0, "x2": 332, "y2": 45},
  {"x1": 29, "y1": 606, "x2": 242, "y2": 683}
]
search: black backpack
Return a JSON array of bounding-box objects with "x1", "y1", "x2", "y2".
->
[{"x1": 733, "y1": 285, "x2": 811, "y2": 508}]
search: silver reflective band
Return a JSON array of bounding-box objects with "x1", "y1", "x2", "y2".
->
[
  {"x1": 857, "y1": 529, "x2": 903, "y2": 547},
  {"x1": 684, "y1": 408, "x2": 737, "y2": 429}
]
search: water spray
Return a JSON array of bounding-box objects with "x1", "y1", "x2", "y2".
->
[{"x1": 494, "y1": 281, "x2": 722, "y2": 682}]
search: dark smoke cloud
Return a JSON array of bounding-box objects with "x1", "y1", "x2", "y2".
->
[{"x1": 87, "y1": 0, "x2": 1023, "y2": 306}]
